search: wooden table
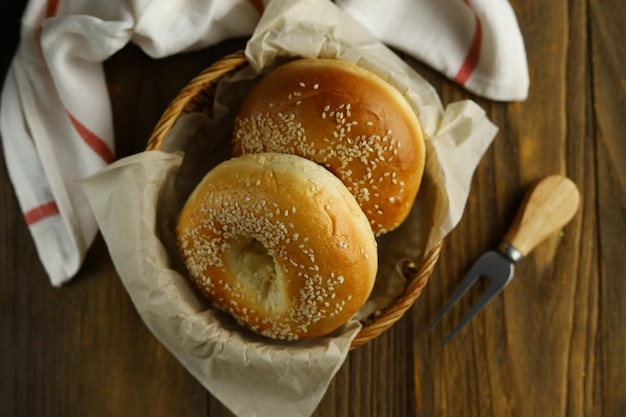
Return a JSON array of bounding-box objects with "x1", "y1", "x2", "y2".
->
[{"x1": 2, "y1": 1, "x2": 624, "y2": 416}]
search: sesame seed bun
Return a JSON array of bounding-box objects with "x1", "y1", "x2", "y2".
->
[
  {"x1": 232, "y1": 58, "x2": 426, "y2": 235},
  {"x1": 176, "y1": 153, "x2": 378, "y2": 340}
]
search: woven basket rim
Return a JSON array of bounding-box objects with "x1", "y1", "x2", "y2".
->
[{"x1": 146, "y1": 50, "x2": 442, "y2": 349}]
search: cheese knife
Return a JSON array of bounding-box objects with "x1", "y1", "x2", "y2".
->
[{"x1": 428, "y1": 175, "x2": 581, "y2": 345}]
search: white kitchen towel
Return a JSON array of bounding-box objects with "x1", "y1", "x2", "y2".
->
[
  {"x1": 336, "y1": 0, "x2": 529, "y2": 101},
  {"x1": 0, "y1": 0, "x2": 528, "y2": 286}
]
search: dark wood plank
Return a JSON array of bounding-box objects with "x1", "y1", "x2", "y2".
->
[
  {"x1": 563, "y1": 1, "x2": 602, "y2": 417},
  {"x1": 589, "y1": 1, "x2": 626, "y2": 416}
]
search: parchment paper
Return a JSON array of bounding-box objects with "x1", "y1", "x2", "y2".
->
[{"x1": 81, "y1": 0, "x2": 498, "y2": 416}]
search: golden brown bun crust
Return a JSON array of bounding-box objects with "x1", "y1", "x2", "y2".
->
[
  {"x1": 176, "y1": 153, "x2": 378, "y2": 340},
  {"x1": 233, "y1": 58, "x2": 426, "y2": 235}
]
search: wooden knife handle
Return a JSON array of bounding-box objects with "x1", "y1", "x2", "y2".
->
[{"x1": 503, "y1": 175, "x2": 580, "y2": 257}]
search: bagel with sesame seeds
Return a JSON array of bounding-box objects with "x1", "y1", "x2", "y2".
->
[
  {"x1": 175, "y1": 152, "x2": 378, "y2": 340},
  {"x1": 232, "y1": 58, "x2": 426, "y2": 235}
]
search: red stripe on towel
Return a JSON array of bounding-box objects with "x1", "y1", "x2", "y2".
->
[
  {"x1": 454, "y1": 1, "x2": 483, "y2": 86},
  {"x1": 46, "y1": 0, "x2": 60, "y2": 18},
  {"x1": 24, "y1": 201, "x2": 60, "y2": 225},
  {"x1": 247, "y1": 0, "x2": 265, "y2": 14},
  {"x1": 66, "y1": 111, "x2": 114, "y2": 164}
]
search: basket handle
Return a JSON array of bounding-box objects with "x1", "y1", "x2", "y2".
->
[{"x1": 146, "y1": 51, "x2": 248, "y2": 151}]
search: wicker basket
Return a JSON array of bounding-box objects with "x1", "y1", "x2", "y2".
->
[{"x1": 146, "y1": 50, "x2": 443, "y2": 350}]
